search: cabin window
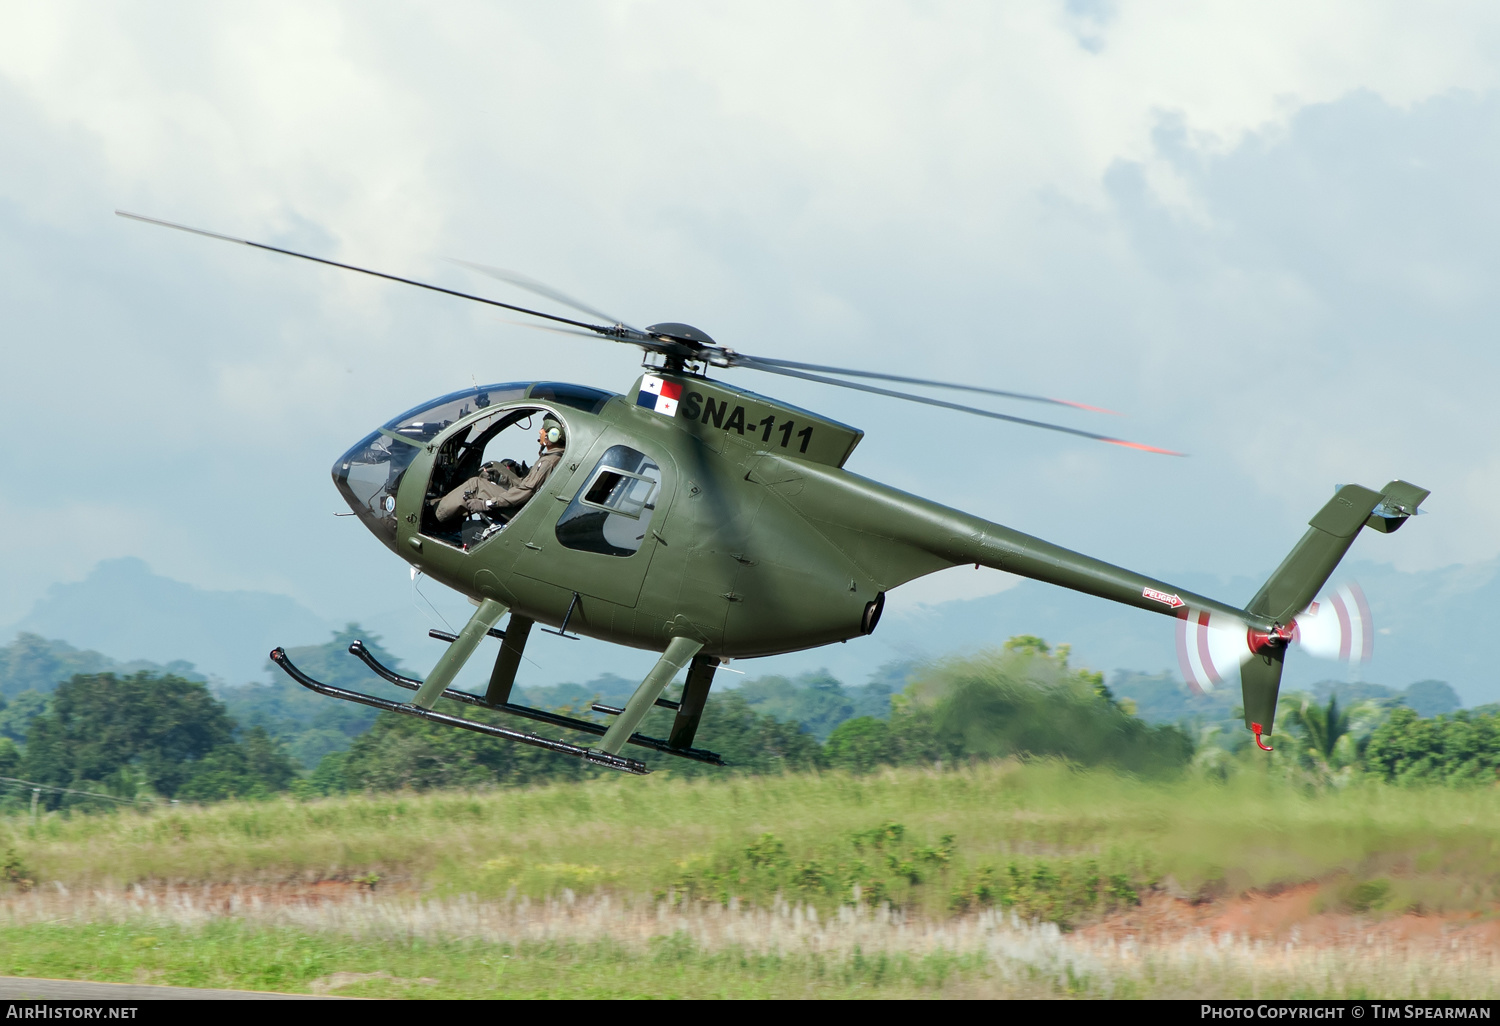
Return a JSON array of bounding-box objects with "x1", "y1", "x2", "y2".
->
[{"x1": 555, "y1": 446, "x2": 661, "y2": 556}]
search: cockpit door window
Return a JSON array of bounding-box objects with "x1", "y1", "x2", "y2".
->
[{"x1": 417, "y1": 406, "x2": 564, "y2": 551}]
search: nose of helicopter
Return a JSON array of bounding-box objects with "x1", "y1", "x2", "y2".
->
[
  {"x1": 332, "y1": 428, "x2": 416, "y2": 552},
  {"x1": 331, "y1": 382, "x2": 529, "y2": 551}
]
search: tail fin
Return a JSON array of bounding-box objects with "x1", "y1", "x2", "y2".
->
[{"x1": 1239, "y1": 480, "x2": 1429, "y2": 742}]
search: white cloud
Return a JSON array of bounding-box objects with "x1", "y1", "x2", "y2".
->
[{"x1": 0, "y1": 0, "x2": 1496, "y2": 629}]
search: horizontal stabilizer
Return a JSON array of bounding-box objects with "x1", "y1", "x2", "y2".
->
[{"x1": 1365, "y1": 480, "x2": 1430, "y2": 534}]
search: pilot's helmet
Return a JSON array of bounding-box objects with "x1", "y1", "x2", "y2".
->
[{"x1": 542, "y1": 416, "x2": 564, "y2": 445}]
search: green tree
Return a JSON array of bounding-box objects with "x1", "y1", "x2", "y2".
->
[
  {"x1": 0, "y1": 634, "x2": 116, "y2": 698},
  {"x1": 0, "y1": 690, "x2": 49, "y2": 744},
  {"x1": 176, "y1": 727, "x2": 300, "y2": 801},
  {"x1": 823, "y1": 716, "x2": 897, "y2": 773},
  {"x1": 655, "y1": 691, "x2": 822, "y2": 777},
  {"x1": 1363, "y1": 706, "x2": 1500, "y2": 785},
  {"x1": 1287, "y1": 694, "x2": 1351, "y2": 765},
  {"x1": 0, "y1": 633, "x2": 203, "y2": 698},
  {"x1": 1002, "y1": 635, "x2": 1052, "y2": 656},
  {"x1": 339, "y1": 706, "x2": 594, "y2": 792},
  {"x1": 734, "y1": 671, "x2": 856, "y2": 740},
  {"x1": 900, "y1": 640, "x2": 1194, "y2": 774},
  {"x1": 1400, "y1": 680, "x2": 1461, "y2": 718},
  {"x1": 19, "y1": 673, "x2": 295, "y2": 805},
  {"x1": 298, "y1": 749, "x2": 350, "y2": 797},
  {"x1": 0, "y1": 738, "x2": 19, "y2": 777}
]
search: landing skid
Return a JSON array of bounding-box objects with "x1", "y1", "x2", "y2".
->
[
  {"x1": 348, "y1": 640, "x2": 724, "y2": 765},
  {"x1": 270, "y1": 647, "x2": 649, "y2": 774},
  {"x1": 269, "y1": 640, "x2": 725, "y2": 774}
]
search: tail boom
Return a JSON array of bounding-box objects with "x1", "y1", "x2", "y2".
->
[{"x1": 754, "y1": 457, "x2": 1427, "y2": 744}]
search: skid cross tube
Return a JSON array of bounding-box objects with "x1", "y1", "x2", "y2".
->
[
  {"x1": 591, "y1": 697, "x2": 681, "y2": 716},
  {"x1": 269, "y1": 648, "x2": 648, "y2": 774},
  {"x1": 428, "y1": 627, "x2": 506, "y2": 643},
  {"x1": 349, "y1": 641, "x2": 725, "y2": 765}
]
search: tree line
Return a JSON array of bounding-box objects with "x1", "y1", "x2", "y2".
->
[{"x1": 0, "y1": 632, "x2": 1493, "y2": 809}]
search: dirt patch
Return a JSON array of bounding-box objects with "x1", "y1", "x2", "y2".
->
[
  {"x1": 1080, "y1": 883, "x2": 1500, "y2": 950},
  {"x1": 16, "y1": 878, "x2": 1500, "y2": 961},
  {"x1": 115, "y1": 879, "x2": 402, "y2": 909}
]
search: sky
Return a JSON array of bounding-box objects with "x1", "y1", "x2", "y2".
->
[{"x1": 2, "y1": 2, "x2": 1498, "y2": 682}]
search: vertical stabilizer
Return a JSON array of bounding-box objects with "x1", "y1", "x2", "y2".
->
[
  {"x1": 1245, "y1": 485, "x2": 1384, "y2": 625},
  {"x1": 1238, "y1": 480, "x2": 1428, "y2": 739}
]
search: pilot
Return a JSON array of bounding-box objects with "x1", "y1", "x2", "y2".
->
[{"x1": 435, "y1": 416, "x2": 567, "y2": 524}]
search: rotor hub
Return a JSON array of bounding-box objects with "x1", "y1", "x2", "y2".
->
[
  {"x1": 1246, "y1": 624, "x2": 1295, "y2": 655},
  {"x1": 645, "y1": 322, "x2": 717, "y2": 347}
]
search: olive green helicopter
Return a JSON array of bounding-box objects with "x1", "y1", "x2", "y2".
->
[{"x1": 119, "y1": 211, "x2": 1430, "y2": 774}]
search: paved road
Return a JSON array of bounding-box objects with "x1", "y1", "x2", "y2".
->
[{"x1": 0, "y1": 976, "x2": 341, "y2": 1000}]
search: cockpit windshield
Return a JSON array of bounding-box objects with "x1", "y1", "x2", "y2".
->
[{"x1": 332, "y1": 382, "x2": 529, "y2": 550}]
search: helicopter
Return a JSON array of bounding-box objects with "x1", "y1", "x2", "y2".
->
[{"x1": 119, "y1": 211, "x2": 1430, "y2": 774}]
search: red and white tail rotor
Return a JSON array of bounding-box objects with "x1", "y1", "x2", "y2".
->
[
  {"x1": 1175, "y1": 582, "x2": 1373, "y2": 695},
  {"x1": 1291, "y1": 583, "x2": 1374, "y2": 663}
]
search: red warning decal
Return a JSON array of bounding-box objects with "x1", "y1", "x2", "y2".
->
[{"x1": 1143, "y1": 587, "x2": 1185, "y2": 609}]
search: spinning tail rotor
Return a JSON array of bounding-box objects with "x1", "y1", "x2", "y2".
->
[
  {"x1": 1176, "y1": 581, "x2": 1373, "y2": 696},
  {"x1": 1173, "y1": 481, "x2": 1428, "y2": 750},
  {"x1": 1294, "y1": 583, "x2": 1374, "y2": 663}
]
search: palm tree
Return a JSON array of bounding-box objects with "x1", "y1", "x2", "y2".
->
[{"x1": 1290, "y1": 694, "x2": 1351, "y2": 763}]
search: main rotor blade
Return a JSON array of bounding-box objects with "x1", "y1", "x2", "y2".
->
[
  {"x1": 486, "y1": 316, "x2": 687, "y2": 361},
  {"x1": 739, "y1": 359, "x2": 1184, "y2": 455},
  {"x1": 495, "y1": 320, "x2": 607, "y2": 340},
  {"x1": 740, "y1": 356, "x2": 1118, "y2": 414},
  {"x1": 115, "y1": 211, "x2": 623, "y2": 338},
  {"x1": 450, "y1": 259, "x2": 640, "y2": 333}
]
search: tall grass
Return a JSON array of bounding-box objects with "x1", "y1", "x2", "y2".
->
[
  {"x1": 2, "y1": 762, "x2": 1497, "y2": 997},
  {"x1": 4, "y1": 761, "x2": 1497, "y2": 917},
  {"x1": 0, "y1": 889, "x2": 1492, "y2": 998}
]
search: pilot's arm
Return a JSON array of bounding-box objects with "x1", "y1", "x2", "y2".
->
[{"x1": 473, "y1": 447, "x2": 564, "y2": 511}]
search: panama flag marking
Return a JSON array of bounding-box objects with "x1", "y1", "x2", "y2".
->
[{"x1": 636, "y1": 375, "x2": 683, "y2": 417}]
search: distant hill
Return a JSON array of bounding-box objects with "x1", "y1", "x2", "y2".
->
[
  {"x1": 1107, "y1": 669, "x2": 1463, "y2": 731},
  {"x1": 0, "y1": 632, "x2": 205, "y2": 697},
  {"x1": 218, "y1": 626, "x2": 411, "y2": 769},
  {"x1": 0, "y1": 633, "x2": 210, "y2": 745},
  {"x1": 5, "y1": 557, "x2": 332, "y2": 684}
]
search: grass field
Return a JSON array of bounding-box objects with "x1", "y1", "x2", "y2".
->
[{"x1": 2, "y1": 762, "x2": 1497, "y2": 998}]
